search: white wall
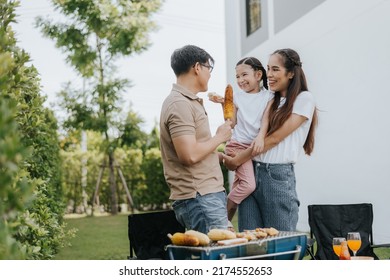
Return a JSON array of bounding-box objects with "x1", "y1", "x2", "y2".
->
[{"x1": 225, "y1": 0, "x2": 390, "y2": 243}]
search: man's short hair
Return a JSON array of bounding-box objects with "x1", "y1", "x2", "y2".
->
[{"x1": 170, "y1": 45, "x2": 214, "y2": 77}]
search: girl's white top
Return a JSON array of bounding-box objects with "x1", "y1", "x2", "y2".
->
[
  {"x1": 232, "y1": 88, "x2": 273, "y2": 145},
  {"x1": 253, "y1": 91, "x2": 316, "y2": 164}
]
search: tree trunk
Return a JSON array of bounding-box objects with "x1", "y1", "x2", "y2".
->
[
  {"x1": 117, "y1": 164, "x2": 134, "y2": 213},
  {"x1": 91, "y1": 160, "x2": 105, "y2": 216},
  {"x1": 108, "y1": 151, "x2": 118, "y2": 215}
]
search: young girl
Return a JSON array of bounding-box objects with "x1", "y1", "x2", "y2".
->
[
  {"x1": 223, "y1": 49, "x2": 318, "y2": 231},
  {"x1": 209, "y1": 57, "x2": 273, "y2": 225}
]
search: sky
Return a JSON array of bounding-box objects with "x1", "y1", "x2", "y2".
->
[{"x1": 13, "y1": 0, "x2": 227, "y2": 134}]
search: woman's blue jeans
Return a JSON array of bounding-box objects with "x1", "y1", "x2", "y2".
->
[{"x1": 238, "y1": 162, "x2": 299, "y2": 232}]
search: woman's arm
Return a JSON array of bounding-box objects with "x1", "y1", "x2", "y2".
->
[
  {"x1": 262, "y1": 113, "x2": 307, "y2": 153},
  {"x1": 223, "y1": 113, "x2": 307, "y2": 170}
]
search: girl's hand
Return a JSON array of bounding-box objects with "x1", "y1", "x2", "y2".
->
[
  {"x1": 251, "y1": 137, "x2": 265, "y2": 156},
  {"x1": 208, "y1": 92, "x2": 224, "y2": 104}
]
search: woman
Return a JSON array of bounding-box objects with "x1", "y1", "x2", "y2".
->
[{"x1": 223, "y1": 48, "x2": 318, "y2": 231}]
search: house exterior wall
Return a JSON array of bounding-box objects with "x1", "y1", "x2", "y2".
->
[{"x1": 225, "y1": 0, "x2": 390, "y2": 243}]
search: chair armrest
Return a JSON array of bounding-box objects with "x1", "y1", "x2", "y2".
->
[
  {"x1": 371, "y1": 243, "x2": 390, "y2": 249},
  {"x1": 306, "y1": 237, "x2": 316, "y2": 259},
  {"x1": 307, "y1": 237, "x2": 316, "y2": 247}
]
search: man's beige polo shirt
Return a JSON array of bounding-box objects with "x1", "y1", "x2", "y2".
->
[{"x1": 160, "y1": 83, "x2": 225, "y2": 200}]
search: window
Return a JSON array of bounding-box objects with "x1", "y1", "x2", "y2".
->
[
  {"x1": 240, "y1": 0, "x2": 268, "y2": 54},
  {"x1": 246, "y1": 0, "x2": 262, "y2": 36}
]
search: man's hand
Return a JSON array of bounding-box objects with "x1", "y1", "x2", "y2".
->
[{"x1": 215, "y1": 120, "x2": 232, "y2": 143}]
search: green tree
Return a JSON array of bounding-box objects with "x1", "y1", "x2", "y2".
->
[
  {"x1": 0, "y1": 99, "x2": 30, "y2": 259},
  {"x1": 1, "y1": 0, "x2": 68, "y2": 259},
  {"x1": 120, "y1": 108, "x2": 147, "y2": 150},
  {"x1": 140, "y1": 147, "x2": 170, "y2": 209},
  {"x1": 146, "y1": 122, "x2": 160, "y2": 150},
  {"x1": 60, "y1": 130, "x2": 105, "y2": 213},
  {"x1": 114, "y1": 147, "x2": 144, "y2": 209},
  {"x1": 36, "y1": 0, "x2": 162, "y2": 214}
]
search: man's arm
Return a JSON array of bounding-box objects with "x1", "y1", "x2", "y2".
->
[{"x1": 173, "y1": 120, "x2": 232, "y2": 166}]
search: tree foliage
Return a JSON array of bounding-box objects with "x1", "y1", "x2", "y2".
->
[
  {"x1": 0, "y1": 99, "x2": 31, "y2": 259},
  {"x1": 119, "y1": 109, "x2": 147, "y2": 149},
  {"x1": 138, "y1": 148, "x2": 170, "y2": 209},
  {"x1": 36, "y1": 0, "x2": 163, "y2": 214},
  {"x1": 1, "y1": 0, "x2": 70, "y2": 259}
]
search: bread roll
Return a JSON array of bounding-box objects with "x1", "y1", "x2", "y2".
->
[{"x1": 207, "y1": 228, "x2": 236, "y2": 241}]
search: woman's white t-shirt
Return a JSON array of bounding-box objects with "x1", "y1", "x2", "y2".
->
[
  {"x1": 232, "y1": 88, "x2": 273, "y2": 145},
  {"x1": 253, "y1": 91, "x2": 315, "y2": 164}
]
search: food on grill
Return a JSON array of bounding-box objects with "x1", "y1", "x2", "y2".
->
[
  {"x1": 254, "y1": 231, "x2": 268, "y2": 238},
  {"x1": 254, "y1": 227, "x2": 279, "y2": 236},
  {"x1": 235, "y1": 227, "x2": 280, "y2": 240},
  {"x1": 167, "y1": 227, "x2": 280, "y2": 248},
  {"x1": 167, "y1": 232, "x2": 199, "y2": 246},
  {"x1": 217, "y1": 238, "x2": 248, "y2": 246},
  {"x1": 264, "y1": 227, "x2": 279, "y2": 236},
  {"x1": 166, "y1": 231, "x2": 308, "y2": 260},
  {"x1": 185, "y1": 230, "x2": 210, "y2": 246},
  {"x1": 223, "y1": 84, "x2": 234, "y2": 120},
  {"x1": 236, "y1": 231, "x2": 257, "y2": 240},
  {"x1": 207, "y1": 228, "x2": 236, "y2": 241}
]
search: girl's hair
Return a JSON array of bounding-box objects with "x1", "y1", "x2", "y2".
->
[
  {"x1": 267, "y1": 48, "x2": 318, "y2": 155},
  {"x1": 236, "y1": 57, "x2": 268, "y2": 90}
]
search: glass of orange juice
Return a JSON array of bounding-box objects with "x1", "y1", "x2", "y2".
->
[
  {"x1": 347, "y1": 232, "x2": 361, "y2": 256},
  {"x1": 332, "y1": 237, "x2": 346, "y2": 257}
]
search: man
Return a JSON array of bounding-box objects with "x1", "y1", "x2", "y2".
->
[{"x1": 160, "y1": 45, "x2": 232, "y2": 234}]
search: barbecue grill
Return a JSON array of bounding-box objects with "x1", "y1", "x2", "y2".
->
[{"x1": 166, "y1": 231, "x2": 307, "y2": 260}]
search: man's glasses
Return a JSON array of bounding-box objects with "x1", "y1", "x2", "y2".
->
[{"x1": 200, "y1": 63, "x2": 214, "y2": 73}]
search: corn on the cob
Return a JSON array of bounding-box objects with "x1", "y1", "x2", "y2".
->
[
  {"x1": 167, "y1": 232, "x2": 199, "y2": 246},
  {"x1": 185, "y1": 230, "x2": 210, "y2": 246},
  {"x1": 223, "y1": 84, "x2": 234, "y2": 120}
]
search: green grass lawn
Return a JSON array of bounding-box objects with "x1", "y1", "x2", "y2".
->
[
  {"x1": 55, "y1": 214, "x2": 390, "y2": 260},
  {"x1": 55, "y1": 214, "x2": 130, "y2": 260}
]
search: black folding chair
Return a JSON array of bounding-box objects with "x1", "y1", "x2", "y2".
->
[
  {"x1": 128, "y1": 210, "x2": 185, "y2": 259},
  {"x1": 308, "y1": 203, "x2": 390, "y2": 260}
]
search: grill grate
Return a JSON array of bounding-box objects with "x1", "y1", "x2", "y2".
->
[
  {"x1": 166, "y1": 231, "x2": 307, "y2": 260},
  {"x1": 210, "y1": 231, "x2": 305, "y2": 247}
]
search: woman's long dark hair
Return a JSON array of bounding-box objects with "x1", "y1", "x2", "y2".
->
[
  {"x1": 236, "y1": 57, "x2": 268, "y2": 90},
  {"x1": 267, "y1": 49, "x2": 318, "y2": 155}
]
